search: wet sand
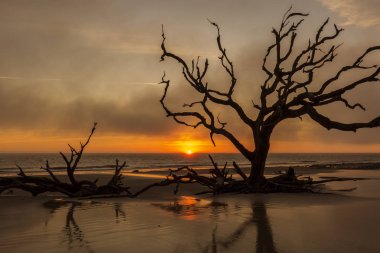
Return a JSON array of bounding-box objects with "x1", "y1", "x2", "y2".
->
[{"x1": 0, "y1": 169, "x2": 380, "y2": 253}]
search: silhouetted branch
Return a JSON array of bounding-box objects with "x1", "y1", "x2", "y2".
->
[
  {"x1": 159, "y1": 8, "x2": 380, "y2": 185},
  {"x1": 160, "y1": 24, "x2": 255, "y2": 160},
  {"x1": 232, "y1": 161, "x2": 248, "y2": 180},
  {"x1": 0, "y1": 124, "x2": 131, "y2": 197}
]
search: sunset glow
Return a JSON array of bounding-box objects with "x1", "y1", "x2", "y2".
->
[
  {"x1": 0, "y1": 1, "x2": 379, "y2": 154},
  {"x1": 172, "y1": 138, "x2": 207, "y2": 154},
  {"x1": 1, "y1": 2, "x2": 380, "y2": 253}
]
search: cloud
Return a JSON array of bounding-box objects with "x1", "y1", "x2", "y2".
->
[
  {"x1": 0, "y1": 79, "x2": 177, "y2": 136},
  {"x1": 318, "y1": 0, "x2": 380, "y2": 28},
  {"x1": 0, "y1": 0, "x2": 379, "y2": 152}
]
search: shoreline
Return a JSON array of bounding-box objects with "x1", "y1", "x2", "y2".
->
[
  {"x1": 1, "y1": 161, "x2": 380, "y2": 178},
  {"x1": 1, "y1": 167, "x2": 380, "y2": 199}
]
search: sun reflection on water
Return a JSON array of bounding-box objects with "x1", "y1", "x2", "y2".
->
[{"x1": 152, "y1": 196, "x2": 227, "y2": 221}]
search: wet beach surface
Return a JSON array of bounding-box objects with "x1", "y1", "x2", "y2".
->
[{"x1": 0, "y1": 170, "x2": 380, "y2": 253}]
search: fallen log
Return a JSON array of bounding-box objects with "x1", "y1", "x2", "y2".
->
[
  {"x1": 0, "y1": 123, "x2": 132, "y2": 197},
  {"x1": 132, "y1": 165, "x2": 371, "y2": 196}
]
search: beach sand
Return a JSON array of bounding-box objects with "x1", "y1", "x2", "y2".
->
[{"x1": 0, "y1": 169, "x2": 380, "y2": 253}]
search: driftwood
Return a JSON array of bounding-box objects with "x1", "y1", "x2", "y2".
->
[
  {"x1": 0, "y1": 123, "x2": 368, "y2": 198},
  {"x1": 0, "y1": 158, "x2": 367, "y2": 198},
  {"x1": 132, "y1": 155, "x2": 235, "y2": 197},
  {"x1": 0, "y1": 123, "x2": 132, "y2": 197},
  {"x1": 132, "y1": 161, "x2": 366, "y2": 197}
]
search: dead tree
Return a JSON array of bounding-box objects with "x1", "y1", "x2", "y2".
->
[
  {"x1": 0, "y1": 123, "x2": 132, "y2": 197},
  {"x1": 159, "y1": 7, "x2": 380, "y2": 187}
]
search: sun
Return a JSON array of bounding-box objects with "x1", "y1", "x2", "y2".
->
[{"x1": 186, "y1": 149, "x2": 193, "y2": 155}]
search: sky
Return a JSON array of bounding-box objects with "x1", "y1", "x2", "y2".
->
[{"x1": 0, "y1": 0, "x2": 379, "y2": 153}]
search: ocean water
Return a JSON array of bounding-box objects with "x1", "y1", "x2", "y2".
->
[{"x1": 1, "y1": 153, "x2": 380, "y2": 175}]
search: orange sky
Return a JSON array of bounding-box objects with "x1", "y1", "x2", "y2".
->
[{"x1": 2, "y1": 128, "x2": 380, "y2": 153}]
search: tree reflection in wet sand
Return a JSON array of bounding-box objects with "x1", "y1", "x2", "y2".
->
[
  {"x1": 153, "y1": 196, "x2": 278, "y2": 253},
  {"x1": 40, "y1": 197, "x2": 277, "y2": 253},
  {"x1": 42, "y1": 199, "x2": 126, "y2": 253},
  {"x1": 209, "y1": 201, "x2": 279, "y2": 253}
]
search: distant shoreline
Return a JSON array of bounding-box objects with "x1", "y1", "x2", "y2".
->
[{"x1": 1, "y1": 161, "x2": 380, "y2": 176}]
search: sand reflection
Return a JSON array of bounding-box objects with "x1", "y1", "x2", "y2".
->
[
  {"x1": 152, "y1": 196, "x2": 228, "y2": 221},
  {"x1": 153, "y1": 196, "x2": 278, "y2": 253},
  {"x1": 199, "y1": 200, "x2": 279, "y2": 253},
  {"x1": 42, "y1": 199, "x2": 126, "y2": 253}
]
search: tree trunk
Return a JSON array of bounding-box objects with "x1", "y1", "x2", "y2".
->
[
  {"x1": 249, "y1": 133, "x2": 271, "y2": 185},
  {"x1": 67, "y1": 170, "x2": 78, "y2": 188}
]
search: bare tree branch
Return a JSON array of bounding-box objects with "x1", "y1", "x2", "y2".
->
[
  {"x1": 1, "y1": 124, "x2": 131, "y2": 197},
  {"x1": 159, "y1": 8, "x2": 380, "y2": 184}
]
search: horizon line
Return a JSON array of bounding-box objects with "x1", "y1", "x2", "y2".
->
[{"x1": 1, "y1": 152, "x2": 380, "y2": 154}]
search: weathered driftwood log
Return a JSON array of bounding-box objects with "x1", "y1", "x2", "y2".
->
[
  {"x1": 132, "y1": 162, "x2": 368, "y2": 197},
  {"x1": 0, "y1": 123, "x2": 132, "y2": 197},
  {"x1": 0, "y1": 124, "x2": 368, "y2": 198},
  {"x1": 132, "y1": 155, "x2": 235, "y2": 197}
]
